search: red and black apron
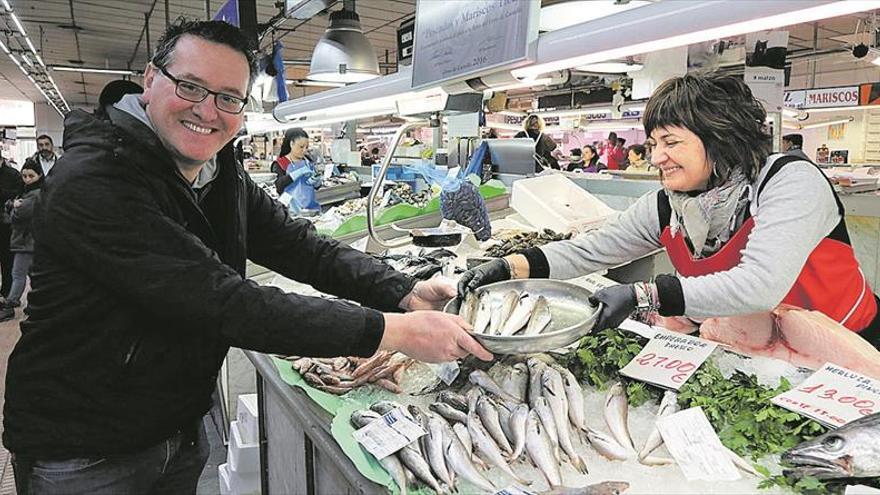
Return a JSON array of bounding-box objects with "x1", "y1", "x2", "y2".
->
[{"x1": 657, "y1": 155, "x2": 880, "y2": 338}]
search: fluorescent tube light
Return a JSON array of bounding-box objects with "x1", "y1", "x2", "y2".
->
[
  {"x1": 50, "y1": 65, "x2": 138, "y2": 75},
  {"x1": 576, "y1": 62, "x2": 643, "y2": 73},
  {"x1": 514, "y1": 1, "x2": 880, "y2": 79},
  {"x1": 0, "y1": 0, "x2": 10, "y2": 10},
  {"x1": 9, "y1": 12, "x2": 26, "y2": 35},
  {"x1": 804, "y1": 105, "x2": 880, "y2": 114},
  {"x1": 285, "y1": 79, "x2": 346, "y2": 88},
  {"x1": 799, "y1": 117, "x2": 854, "y2": 129},
  {"x1": 20, "y1": 53, "x2": 32, "y2": 67},
  {"x1": 540, "y1": 0, "x2": 651, "y2": 31},
  {"x1": 0, "y1": 39, "x2": 8, "y2": 55}
]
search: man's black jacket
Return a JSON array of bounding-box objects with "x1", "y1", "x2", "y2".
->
[{"x1": 3, "y1": 106, "x2": 415, "y2": 459}]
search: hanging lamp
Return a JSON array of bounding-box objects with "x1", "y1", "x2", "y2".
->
[{"x1": 307, "y1": 0, "x2": 380, "y2": 83}]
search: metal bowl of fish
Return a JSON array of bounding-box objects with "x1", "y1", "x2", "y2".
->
[{"x1": 445, "y1": 279, "x2": 601, "y2": 354}]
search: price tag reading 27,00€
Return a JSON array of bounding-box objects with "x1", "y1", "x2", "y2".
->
[{"x1": 620, "y1": 329, "x2": 717, "y2": 390}]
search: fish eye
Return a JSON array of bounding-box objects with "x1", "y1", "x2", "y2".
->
[{"x1": 822, "y1": 435, "x2": 845, "y2": 452}]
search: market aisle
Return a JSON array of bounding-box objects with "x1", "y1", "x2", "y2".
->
[{"x1": 0, "y1": 306, "x2": 24, "y2": 495}]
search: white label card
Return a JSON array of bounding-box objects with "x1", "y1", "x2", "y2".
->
[
  {"x1": 619, "y1": 329, "x2": 717, "y2": 390},
  {"x1": 771, "y1": 362, "x2": 880, "y2": 428},
  {"x1": 618, "y1": 318, "x2": 657, "y2": 340},
  {"x1": 657, "y1": 407, "x2": 741, "y2": 481},
  {"x1": 352, "y1": 408, "x2": 426, "y2": 460},
  {"x1": 846, "y1": 485, "x2": 880, "y2": 495}
]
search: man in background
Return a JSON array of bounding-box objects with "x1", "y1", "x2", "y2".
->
[
  {"x1": 24, "y1": 135, "x2": 56, "y2": 176},
  {"x1": 782, "y1": 133, "x2": 811, "y2": 161}
]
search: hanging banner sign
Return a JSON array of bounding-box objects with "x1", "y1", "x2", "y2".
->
[
  {"x1": 214, "y1": 0, "x2": 240, "y2": 26},
  {"x1": 785, "y1": 86, "x2": 860, "y2": 109},
  {"x1": 411, "y1": 0, "x2": 539, "y2": 90}
]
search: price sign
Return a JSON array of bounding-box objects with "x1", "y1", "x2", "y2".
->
[
  {"x1": 352, "y1": 408, "x2": 426, "y2": 459},
  {"x1": 771, "y1": 363, "x2": 880, "y2": 428},
  {"x1": 619, "y1": 329, "x2": 717, "y2": 390}
]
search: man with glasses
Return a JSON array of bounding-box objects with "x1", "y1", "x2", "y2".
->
[{"x1": 4, "y1": 19, "x2": 490, "y2": 494}]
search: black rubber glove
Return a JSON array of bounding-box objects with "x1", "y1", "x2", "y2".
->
[
  {"x1": 457, "y1": 258, "x2": 511, "y2": 296},
  {"x1": 589, "y1": 284, "x2": 637, "y2": 331}
]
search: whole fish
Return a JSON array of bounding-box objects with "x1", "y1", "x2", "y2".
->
[
  {"x1": 469, "y1": 370, "x2": 520, "y2": 404},
  {"x1": 542, "y1": 367, "x2": 588, "y2": 474},
  {"x1": 638, "y1": 390, "x2": 679, "y2": 460},
  {"x1": 499, "y1": 293, "x2": 536, "y2": 336},
  {"x1": 527, "y1": 358, "x2": 549, "y2": 409},
  {"x1": 452, "y1": 422, "x2": 487, "y2": 470},
  {"x1": 488, "y1": 297, "x2": 504, "y2": 335},
  {"x1": 459, "y1": 291, "x2": 479, "y2": 326},
  {"x1": 350, "y1": 410, "x2": 408, "y2": 495},
  {"x1": 525, "y1": 410, "x2": 563, "y2": 488},
  {"x1": 500, "y1": 362, "x2": 529, "y2": 403},
  {"x1": 442, "y1": 422, "x2": 496, "y2": 492},
  {"x1": 509, "y1": 403, "x2": 529, "y2": 461},
  {"x1": 496, "y1": 402, "x2": 514, "y2": 444},
  {"x1": 407, "y1": 405, "x2": 430, "y2": 456},
  {"x1": 370, "y1": 400, "x2": 404, "y2": 416},
  {"x1": 438, "y1": 390, "x2": 469, "y2": 413},
  {"x1": 473, "y1": 293, "x2": 492, "y2": 334},
  {"x1": 398, "y1": 442, "x2": 444, "y2": 494},
  {"x1": 468, "y1": 410, "x2": 530, "y2": 485},
  {"x1": 492, "y1": 290, "x2": 521, "y2": 335},
  {"x1": 426, "y1": 416, "x2": 454, "y2": 487},
  {"x1": 534, "y1": 397, "x2": 561, "y2": 463},
  {"x1": 429, "y1": 402, "x2": 468, "y2": 424},
  {"x1": 723, "y1": 446, "x2": 758, "y2": 476},
  {"x1": 466, "y1": 387, "x2": 483, "y2": 412},
  {"x1": 638, "y1": 455, "x2": 676, "y2": 466},
  {"x1": 544, "y1": 481, "x2": 630, "y2": 495},
  {"x1": 782, "y1": 411, "x2": 880, "y2": 480},
  {"x1": 554, "y1": 364, "x2": 586, "y2": 436},
  {"x1": 524, "y1": 295, "x2": 552, "y2": 335},
  {"x1": 585, "y1": 427, "x2": 631, "y2": 461},
  {"x1": 476, "y1": 396, "x2": 513, "y2": 456},
  {"x1": 604, "y1": 382, "x2": 636, "y2": 452}
]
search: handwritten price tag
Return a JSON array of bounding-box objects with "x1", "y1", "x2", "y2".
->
[
  {"x1": 657, "y1": 407, "x2": 741, "y2": 481},
  {"x1": 619, "y1": 329, "x2": 717, "y2": 390},
  {"x1": 352, "y1": 408, "x2": 426, "y2": 459},
  {"x1": 771, "y1": 363, "x2": 880, "y2": 428}
]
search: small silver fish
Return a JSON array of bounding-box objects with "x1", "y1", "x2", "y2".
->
[
  {"x1": 443, "y1": 422, "x2": 495, "y2": 492},
  {"x1": 524, "y1": 295, "x2": 552, "y2": 335},
  {"x1": 527, "y1": 358, "x2": 549, "y2": 409},
  {"x1": 452, "y1": 421, "x2": 487, "y2": 470},
  {"x1": 586, "y1": 427, "x2": 631, "y2": 461},
  {"x1": 370, "y1": 400, "x2": 404, "y2": 416},
  {"x1": 604, "y1": 382, "x2": 636, "y2": 452},
  {"x1": 459, "y1": 291, "x2": 479, "y2": 326},
  {"x1": 469, "y1": 370, "x2": 519, "y2": 404},
  {"x1": 554, "y1": 364, "x2": 586, "y2": 436},
  {"x1": 509, "y1": 403, "x2": 529, "y2": 461},
  {"x1": 543, "y1": 367, "x2": 588, "y2": 474},
  {"x1": 499, "y1": 293, "x2": 536, "y2": 336},
  {"x1": 472, "y1": 293, "x2": 491, "y2": 334},
  {"x1": 534, "y1": 397, "x2": 561, "y2": 463},
  {"x1": 429, "y1": 402, "x2": 468, "y2": 424},
  {"x1": 723, "y1": 446, "x2": 759, "y2": 476},
  {"x1": 426, "y1": 415, "x2": 454, "y2": 487},
  {"x1": 468, "y1": 411, "x2": 530, "y2": 485},
  {"x1": 496, "y1": 401, "x2": 514, "y2": 444},
  {"x1": 638, "y1": 390, "x2": 679, "y2": 460},
  {"x1": 476, "y1": 396, "x2": 513, "y2": 456},
  {"x1": 525, "y1": 410, "x2": 562, "y2": 488},
  {"x1": 399, "y1": 442, "x2": 443, "y2": 494},
  {"x1": 438, "y1": 390, "x2": 469, "y2": 413},
  {"x1": 500, "y1": 362, "x2": 529, "y2": 403}
]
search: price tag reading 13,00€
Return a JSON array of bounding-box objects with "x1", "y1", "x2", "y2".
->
[
  {"x1": 772, "y1": 362, "x2": 880, "y2": 428},
  {"x1": 620, "y1": 329, "x2": 717, "y2": 390}
]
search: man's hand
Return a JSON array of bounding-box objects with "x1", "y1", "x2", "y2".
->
[
  {"x1": 589, "y1": 284, "x2": 637, "y2": 331},
  {"x1": 399, "y1": 278, "x2": 456, "y2": 311},
  {"x1": 457, "y1": 258, "x2": 510, "y2": 296},
  {"x1": 380, "y1": 311, "x2": 493, "y2": 363}
]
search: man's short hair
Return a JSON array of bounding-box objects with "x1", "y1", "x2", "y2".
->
[
  {"x1": 616, "y1": 137, "x2": 626, "y2": 146},
  {"x1": 36, "y1": 134, "x2": 53, "y2": 145},
  {"x1": 151, "y1": 18, "x2": 258, "y2": 90},
  {"x1": 783, "y1": 133, "x2": 803, "y2": 147}
]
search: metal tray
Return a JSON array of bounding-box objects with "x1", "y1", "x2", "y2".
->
[{"x1": 445, "y1": 279, "x2": 601, "y2": 354}]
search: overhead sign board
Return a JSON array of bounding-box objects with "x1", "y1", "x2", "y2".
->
[
  {"x1": 785, "y1": 85, "x2": 860, "y2": 109},
  {"x1": 411, "y1": 0, "x2": 539, "y2": 90}
]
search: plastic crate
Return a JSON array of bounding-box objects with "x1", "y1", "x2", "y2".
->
[{"x1": 511, "y1": 174, "x2": 616, "y2": 233}]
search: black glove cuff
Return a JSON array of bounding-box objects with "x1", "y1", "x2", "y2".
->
[
  {"x1": 521, "y1": 247, "x2": 549, "y2": 278},
  {"x1": 655, "y1": 274, "x2": 685, "y2": 316}
]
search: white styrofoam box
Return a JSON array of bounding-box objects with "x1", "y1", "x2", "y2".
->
[
  {"x1": 236, "y1": 394, "x2": 259, "y2": 445},
  {"x1": 218, "y1": 463, "x2": 231, "y2": 495},
  {"x1": 228, "y1": 420, "x2": 260, "y2": 474},
  {"x1": 511, "y1": 174, "x2": 616, "y2": 233},
  {"x1": 225, "y1": 463, "x2": 259, "y2": 495}
]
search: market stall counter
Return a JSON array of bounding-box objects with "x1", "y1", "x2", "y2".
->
[{"x1": 246, "y1": 351, "x2": 385, "y2": 495}]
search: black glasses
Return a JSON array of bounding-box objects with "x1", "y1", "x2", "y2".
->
[{"x1": 156, "y1": 65, "x2": 247, "y2": 114}]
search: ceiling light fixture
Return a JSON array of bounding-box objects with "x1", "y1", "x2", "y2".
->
[
  {"x1": 540, "y1": 0, "x2": 651, "y2": 31},
  {"x1": 50, "y1": 65, "x2": 138, "y2": 76},
  {"x1": 0, "y1": 0, "x2": 10, "y2": 11},
  {"x1": 798, "y1": 117, "x2": 855, "y2": 129},
  {"x1": 489, "y1": 77, "x2": 554, "y2": 92},
  {"x1": 9, "y1": 11, "x2": 25, "y2": 35},
  {"x1": 285, "y1": 79, "x2": 346, "y2": 88},
  {"x1": 307, "y1": 1, "x2": 380, "y2": 83},
  {"x1": 576, "y1": 61, "x2": 644, "y2": 73},
  {"x1": 514, "y1": 1, "x2": 880, "y2": 79}
]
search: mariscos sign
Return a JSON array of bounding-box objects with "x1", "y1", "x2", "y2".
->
[{"x1": 785, "y1": 85, "x2": 860, "y2": 109}]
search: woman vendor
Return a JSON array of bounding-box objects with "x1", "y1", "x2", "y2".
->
[
  {"x1": 459, "y1": 74, "x2": 879, "y2": 344},
  {"x1": 270, "y1": 127, "x2": 322, "y2": 214}
]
